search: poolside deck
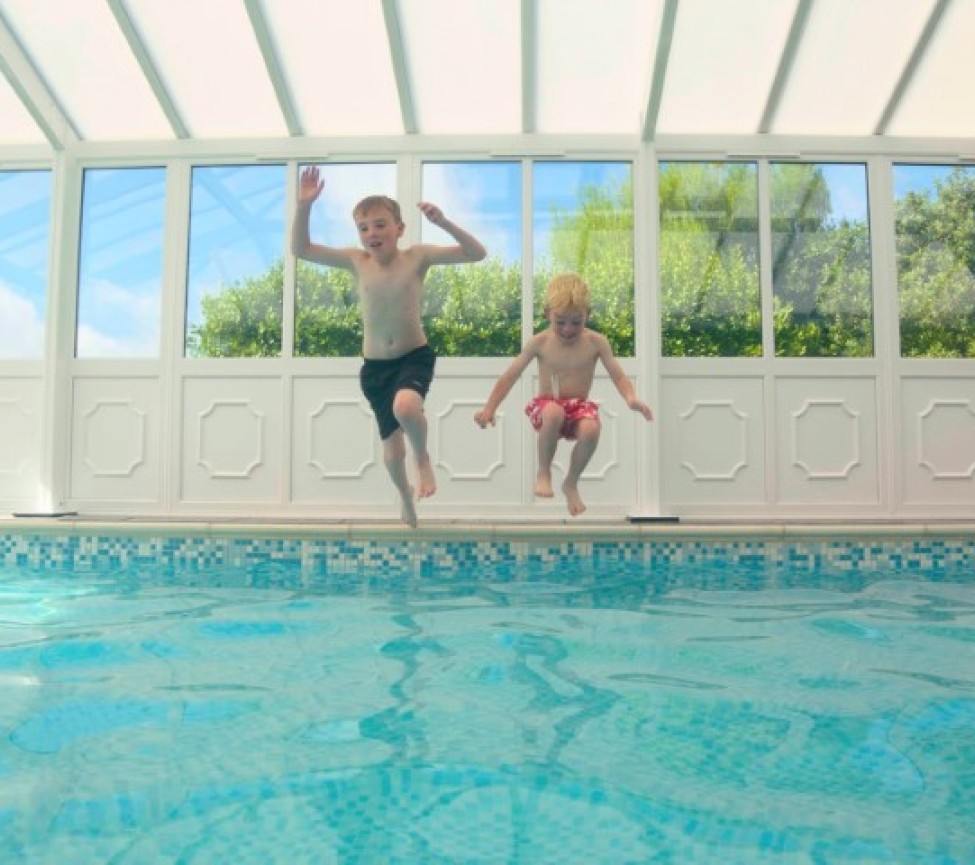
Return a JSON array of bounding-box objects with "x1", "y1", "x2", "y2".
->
[{"x1": 4, "y1": 513, "x2": 975, "y2": 542}]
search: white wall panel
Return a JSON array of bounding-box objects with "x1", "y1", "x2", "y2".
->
[
  {"x1": 431, "y1": 373, "x2": 528, "y2": 511},
  {"x1": 427, "y1": 371, "x2": 644, "y2": 517},
  {"x1": 900, "y1": 377, "x2": 975, "y2": 510},
  {"x1": 69, "y1": 377, "x2": 161, "y2": 504},
  {"x1": 774, "y1": 377, "x2": 881, "y2": 506},
  {"x1": 0, "y1": 377, "x2": 42, "y2": 507},
  {"x1": 291, "y1": 375, "x2": 385, "y2": 506},
  {"x1": 180, "y1": 377, "x2": 283, "y2": 505},
  {"x1": 660, "y1": 376, "x2": 767, "y2": 507}
]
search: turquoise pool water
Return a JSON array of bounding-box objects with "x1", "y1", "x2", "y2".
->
[{"x1": 0, "y1": 533, "x2": 974, "y2": 863}]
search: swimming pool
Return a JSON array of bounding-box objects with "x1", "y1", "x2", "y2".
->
[{"x1": 1, "y1": 529, "x2": 973, "y2": 863}]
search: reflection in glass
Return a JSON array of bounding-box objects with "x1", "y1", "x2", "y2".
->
[
  {"x1": 533, "y1": 162, "x2": 634, "y2": 355},
  {"x1": 659, "y1": 162, "x2": 760, "y2": 357},
  {"x1": 185, "y1": 164, "x2": 285, "y2": 358},
  {"x1": 295, "y1": 163, "x2": 395, "y2": 357},
  {"x1": 0, "y1": 170, "x2": 51, "y2": 359},
  {"x1": 771, "y1": 163, "x2": 873, "y2": 357},
  {"x1": 894, "y1": 164, "x2": 975, "y2": 358},
  {"x1": 422, "y1": 162, "x2": 521, "y2": 357},
  {"x1": 77, "y1": 167, "x2": 164, "y2": 358}
]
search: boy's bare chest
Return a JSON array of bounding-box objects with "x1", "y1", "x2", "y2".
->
[
  {"x1": 357, "y1": 257, "x2": 420, "y2": 299},
  {"x1": 543, "y1": 340, "x2": 596, "y2": 372}
]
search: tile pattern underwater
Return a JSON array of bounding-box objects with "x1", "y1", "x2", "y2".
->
[{"x1": 0, "y1": 531, "x2": 973, "y2": 863}]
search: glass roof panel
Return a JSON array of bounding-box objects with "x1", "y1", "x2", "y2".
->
[
  {"x1": 125, "y1": 0, "x2": 287, "y2": 139},
  {"x1": 398, "y1": 0, "x2": 520, "y2": 134},
  {"x1": 886, "y1": 0, "x2": 975, "y2": 139},
  {"x1": 657, "y1": 0, "x2": 795, "y2": 135},
  {"x1": 0, "y1": 0, "x2": 172, "y2": 140},
  {"x1": 537, "y1": 0, "x2": 659, "y2": 134},
  {"x1": 772, "y1": 0, "x2": 937, "y2": 136},
  {"x1": 0, "y1": 74, "x2": 45, "y2": 144},
  {"x1": 264, "y1": 0, "x2": 402, "y2": 136}
]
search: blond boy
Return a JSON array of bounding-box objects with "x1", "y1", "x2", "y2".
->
[
  {"x1": 292, "y1": 166, "x2": 487, "y2": 527},
  {"x1": 474, "y1": 273, "x2": 653, "y2": 516}
]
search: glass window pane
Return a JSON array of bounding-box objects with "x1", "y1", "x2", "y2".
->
[
  {"x1": 422, "y1": 162, "x2": 522, "y2": 357},
  {"x1": 0, "y1": 170, "x2": 51, "y2": 359},
  {"x1": 294, "y1": 163, "x2": 396, "y2": 358},
  {"x1": 894, "y1": 164, "x2": 975, "y2": 358},
  {"x1": 185, "y1": 165, "x2": 285, "y2": 358},
  {"x1": 533, "y1": 162, "x2": 634, "y2": 356},
  {"x1": 771, "y1": 163, "x2": 873, "y2": 357},
  {"x1": 77, "y1": 167, "x2": 165, "y2": 358},
  {"x1": 659, "y1": 162, "x2": 761, "y2": 357}
]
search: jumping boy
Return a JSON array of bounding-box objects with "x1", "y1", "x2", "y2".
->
[
  {"x1": 291, "y1": 165, "x2": 487, "y2": 527},
  {"x1": 474, "y1": 273, "x2": 654, "y2": 516}
]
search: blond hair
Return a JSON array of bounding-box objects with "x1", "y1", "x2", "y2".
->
[
  {"x1": 352, "y1": 195, "x2": 403, "y2": 224},
  {"x1": 545, "y1": 273, "x2": 591, "y2": 315}
]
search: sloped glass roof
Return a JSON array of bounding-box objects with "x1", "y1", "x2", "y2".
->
[{"x1": 0, "y1": 0, "x2": 971, "y2": 152}]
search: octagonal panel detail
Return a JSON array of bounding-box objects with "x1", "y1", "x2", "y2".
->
[
  {"x1": 197, "y1": 400, "x2": 264, "y2": 479},
  {"x1": 0, "y1": 399, "x2": 35, "y2": 475},
  {"x1": 679, "y1": 400, "x2": 747, "y2": 481},
  {"x1": 917, "y1": 399, "x2": 975, "y2": 479},
  {"x1": 308, "y1": 399, "x2": 377, "y2": 478},
  {"x1": 435, "y1": 399, "x2": 503, "y2": 480},
  {"x1": 791, "y1": 399, "x2": 860, "y2": 479},
  {"x1": 82, "y1": 399, "x2": 147, "y2": 477}
]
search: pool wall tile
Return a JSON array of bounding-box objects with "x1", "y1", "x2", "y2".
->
[{"x1": 2, "y1": 532, "x2": 975, "y2": 579}]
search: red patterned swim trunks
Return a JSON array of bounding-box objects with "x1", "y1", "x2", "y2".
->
[{"x1": 525, "y1": 396, "x2": 600, "y2": 440}]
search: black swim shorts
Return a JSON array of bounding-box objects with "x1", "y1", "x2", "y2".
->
[{"x1": 359, "y1": 344, "x2": 436, "y2": 440}]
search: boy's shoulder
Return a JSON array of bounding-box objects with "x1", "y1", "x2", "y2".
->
[{"x1": 583, "y1": 327, "x2": 610, "y2": 347}]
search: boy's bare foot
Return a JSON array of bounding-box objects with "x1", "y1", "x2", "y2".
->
[
  {"x1": 416, "y1": 456, "x2": 437, "y2": 498},
  {"x1": 534, "y1": 472, "x2": 554, "y2": 498},
  {"x1": 400, "y1": 486, "x2": 418, "y2": 528},
  {"x1": 562, "y1": 480, "x2": 586, "y2": 516}
]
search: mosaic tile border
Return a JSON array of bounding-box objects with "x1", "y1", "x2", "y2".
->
[{"x1": 2, "y1": 532, "x2": 975, "y2": 578}]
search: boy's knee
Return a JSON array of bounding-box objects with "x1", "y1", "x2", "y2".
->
[
  {"x1": 576, "y1": 419, "x2": 601, "y2": 442},
  {"x1": 539, "y1": 403, "x2": 566, "y2": 428},
  {"x1": 392, "y1": 389, "x2": 423, "y2": 422}
]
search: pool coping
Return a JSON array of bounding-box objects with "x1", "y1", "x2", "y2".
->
[{"x1": 4, "y1": 515, "x2": 975, "y2": 542}]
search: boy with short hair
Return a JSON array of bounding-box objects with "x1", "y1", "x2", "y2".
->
[
  {"x1": 292, "y1": 165, "x2": 487, "y2": 527},
  {"x1": 474, "y1": 273, "x2": 654, "y2": 516}
]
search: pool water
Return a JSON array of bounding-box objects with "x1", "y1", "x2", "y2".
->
[{"x1": 1, "y1": 539, "x2": 974, "y2": 863}]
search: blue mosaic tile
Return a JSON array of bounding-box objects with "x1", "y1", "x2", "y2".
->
[{"x1": 2, "y1": 532, "x2": 975, "y2": 581}]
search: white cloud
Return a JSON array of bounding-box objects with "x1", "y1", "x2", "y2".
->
[
  {"x1": 76, "y1": 277, "x2": 160, "y2": 358},
  {"x1": 0, "y1": 282, "x2": 45, "y2": 358}
]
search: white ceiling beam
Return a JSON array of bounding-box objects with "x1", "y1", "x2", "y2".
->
[
  {"x1": 106, "y1": 0, "x2": 189, "y2": 139},
  {"x1": 641, "y1": 0, "x2": 679, "y2": 143},
  {"x1": 874, "y1": 0, "x2": 952, "y2": 136},
  {"x1": 758, "y1": 0, "x2": 814, "y2": 133},
  {"x1": 381, "y1": 0, "x2": 417, "y2": 134},
  {"x1": 0, "y1": 7, "x2": 78, "y2": 149},
  {"x1": 521, "y1": 0, "x2": 537, "y2": 133},
  {"x1": 244, "y1": 0, "x2": 303, "y2": 137}
]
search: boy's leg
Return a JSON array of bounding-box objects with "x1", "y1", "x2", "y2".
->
[
  {"x1": 534, "y1": 402, "x2": 565, "y2": 498},
  {"x1": 562, "y1": 418, "x2": 600, "y2": 516},
  {"x1": 392, "y1": 388, "x2": 436, "y2": 498},
  {"x1": 382, "y1": 428, "x2": 417, "y2": 528}
]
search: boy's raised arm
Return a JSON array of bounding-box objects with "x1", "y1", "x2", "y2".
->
[
  {"x1": 417, "y1": 202, "x2": 487, "y2": 265},
  {"x1": 291, "y1": 166, "x2": 358, "y2": 269}
]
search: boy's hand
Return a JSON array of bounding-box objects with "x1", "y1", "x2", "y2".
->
[
  {"x1": 474, "y1": 408, "x2": 495, "y2": 428},
  {"x1": 629, "y1": 398, "x2": 654, "y2": 422},
  {"x1": 298, "y1": 166, "x2": 324, "y2": 206},
  {"x1": 417, "y1": 202, "x2": 447, "y2": 227}
]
